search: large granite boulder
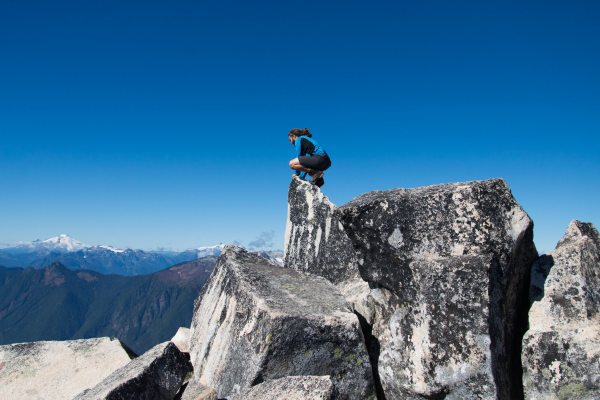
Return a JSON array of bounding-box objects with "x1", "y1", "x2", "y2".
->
[
  {"x1": 74, "y1": 341, "x2": 189, "y2": 400},
  {"x1": 284, "y1": 176, "x2": 374, "y2": 323},
  {"x1": 522, "y1": 220, "x2": 600, "y2": 399},
  {"x1": 336, "y1": 179, "x2": 538, "y2": 399},
  {"x1": 228, "y1": 375, "x2": 335, "y2": 400},
  {"x1": 0, "y1": 337, "x2": 135, "y2": 400},
  {"x1": 189, "y1": 245, "x2": 376, "y2": 400}
]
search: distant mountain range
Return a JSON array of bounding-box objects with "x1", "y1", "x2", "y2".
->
[
  {"x1": 0, "y1": 236, "x2": 282, "y2": 275},
  {"x1": 0, "y1": 257, "x2": 217, "y2": 354}
]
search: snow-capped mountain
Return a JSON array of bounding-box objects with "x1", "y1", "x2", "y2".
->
[
  {"x1": 193, "y1": 244, "x2": 226, "y2": 258},
  {"x1": 2, "y1": 234, "x2": 90, "y2": 253},
  {"x1": 41, "y1": 235, "x2": 91, "y2": 252}
]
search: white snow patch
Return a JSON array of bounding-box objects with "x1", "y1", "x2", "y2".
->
[{"x1": 98, "y1": 245, "x2": 126, "y2": 253}]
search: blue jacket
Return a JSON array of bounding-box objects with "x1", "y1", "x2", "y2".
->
[{"x1": 294, "y1": 136, "x2": 328, "y2": 179}]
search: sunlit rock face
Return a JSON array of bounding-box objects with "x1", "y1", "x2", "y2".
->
[
  {"x1": 228, "y1": 375, "x2": 335, "y2": 400},
  {"x1": 523, "y1": 220, "x2": 600, "y2": 400},
  {"x1": 171, "y1": 327, "x2": 191, "y2": 353},
  {"x1": 0, "y1": 337, "x2": 136, "y2": 400},
  {"x1": 179, "y1": 379, "x2": 218, "y2": 400},
  {"x1": 189, "y1": 245, "x2": 376, "y2": 400},
  {"x1": 337, "y1": 178, "x2": 538, "y2": 400}
]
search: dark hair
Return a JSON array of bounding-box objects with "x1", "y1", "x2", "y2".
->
[{"x1": 288, "y1": 128, "x2": 312, "y2": 138}]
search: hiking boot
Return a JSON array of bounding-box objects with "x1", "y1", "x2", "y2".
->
[
  {"x1": 315, "y1": 177, "x2": 325, "y2": 187},
  {"x1": 309, "y1": 170, "x2": 324, "y2": 183}
]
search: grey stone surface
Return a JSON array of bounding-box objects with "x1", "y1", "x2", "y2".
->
[
  {"x1": 0, "y1": 337, "x2": 135, "y2": 400},
  {"x1": 74, "y1": 341, "x2": 189, "y2": 400},
  {"x1": 284, "y1": 176, "x2": 361, "y2": 285},
  {"x1": 336, "y1": 178, "x2": 538, "y2": 399},
  {"x1": 171, "y1": 327, "x2": 191, "y2": 353},
  {"x1": 228, "y1": 375, "x2": 335, "y2": 400},
  {"x1": 367, "y1": 257, "x2": 496, "y2": 400},
  {"x1": 189, "y1": 245, "x2": 376, "y2": 400},
  {"x1": 284, "y1": 176, "x2": 374, "y2": 322},
  {"x1": 179, "y1": 379, "x2": 218, "y2": 400},
  {"x1": 522, "y1": 220, "x2": 600, "y2": 399}
]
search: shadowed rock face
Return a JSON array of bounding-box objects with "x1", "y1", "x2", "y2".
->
[
  {"x1": 74, "y1": 341, "x2": 189, "y2": 400},
  {"x1": 0, "y1": 337, "x2": 136, "y2": 400},
  {"x1": 228, "y1": 375, "x2": 335, "y2": 400},
  {"x1": 189, "y1": 245, "x2": 376, "y2": 400},
  {"x1": 336, "y1": 178, "x2": 538, "y2": 400},
  {"x1": 284, "y1": 176, "x2": 362, "y2": 285},
  {"x1": 523, "y1": 221, "x2": 600, "y2": 399},
  {"x1": 284, "y1": 177, "x2": 374, "y2": 324}
]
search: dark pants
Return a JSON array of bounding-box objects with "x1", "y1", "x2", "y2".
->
[{"x1": 298, "y1": 155, "x2": 331, "y2": 171}]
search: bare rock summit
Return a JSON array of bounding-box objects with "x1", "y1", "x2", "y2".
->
[{"x1": 336, "y1": 178, "x2": 538, "y2": 399}]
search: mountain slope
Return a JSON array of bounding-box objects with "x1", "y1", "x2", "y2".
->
[
  {"x1": 0, "y1": 249, "x2": 52, "y2": 267},
  {"x1": 0, "y1": 257, "x2": 216, "y2": 354}
]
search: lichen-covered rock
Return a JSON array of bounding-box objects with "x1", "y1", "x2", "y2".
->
[
  {"x1": 228, "y1": 375, "x2": 336, "y2": 400},
  {"x1": 171, "y1": 327, "x2": 191, "y2": 353},
  {"x1": 284, "y1": 176, "x2": 373, "y2": 322},
  {"x1": 74, "y1": 341, "x2": 189, "y2": 400},
  {"x1": 189, "y1": 245, "x2": 376, "y2": 400},
  {"x1": 337, "y1": 178, "x2": 538, "y2": 399},
  {"x1": 522, "y1": 220, "x2": 600, "y2": 399},
  {"x1": 179, "y1": 379, "x2": 218, "y2": 400},
  {"x1": 0, "y1": 337, "x2": 135, "y2": 400},
  {"x1": 367, "y1": 256, "x2": 496, "y2": 399}
]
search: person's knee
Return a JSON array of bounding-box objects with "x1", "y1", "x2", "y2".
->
[{"x1": 289, "y1": 159, "x2": 295, "y2": 169}]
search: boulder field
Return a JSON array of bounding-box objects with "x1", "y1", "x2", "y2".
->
[{"x1": 2, "y1": 176, "x2": 598, "y2": 400}]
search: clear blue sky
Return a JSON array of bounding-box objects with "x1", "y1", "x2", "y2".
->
[{"x1": 1, "y1": 0, "x2": 598, "y2": 254}]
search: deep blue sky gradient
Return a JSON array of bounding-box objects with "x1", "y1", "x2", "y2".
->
[{"x1": 1, "y1": 0, "x2": 598, "y2": 253}]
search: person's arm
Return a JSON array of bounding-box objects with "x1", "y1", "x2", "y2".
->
[
  {"x1": 295, "y1": 137, "x2": 302, "y2": 158},
  {"x1": 294, "y1": 138, "x2": 302, "y2": 176}
]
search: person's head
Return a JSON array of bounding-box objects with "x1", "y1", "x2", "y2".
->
[{"x1": 288, "y1": 128, "x2": 312, "y2": 145}]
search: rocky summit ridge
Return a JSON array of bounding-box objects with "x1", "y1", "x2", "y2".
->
[{"x1": 1, "y1": 176, "x2": 598, "y2": 400}]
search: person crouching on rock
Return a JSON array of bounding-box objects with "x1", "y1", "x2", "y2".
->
[{"x1": 288, "y1": 128, "x2": 331, "y2": 187}]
